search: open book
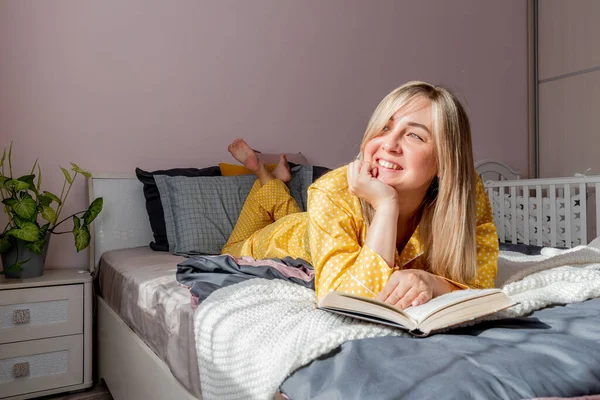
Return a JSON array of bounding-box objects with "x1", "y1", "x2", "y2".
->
[{"x1": 318, "y1": 288, "x2": 516, "y2": 336}]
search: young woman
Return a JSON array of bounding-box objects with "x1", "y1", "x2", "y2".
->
[{"x1": 222, "y1": 81, "x2": 498, "y2": 310}]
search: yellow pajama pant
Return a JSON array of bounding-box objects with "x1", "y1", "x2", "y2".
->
[{"x1": 221, "y1": 179, "x2": 302, "y2": 257}]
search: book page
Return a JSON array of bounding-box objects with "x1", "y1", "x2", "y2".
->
[
  {"x1": 318, "y1": 292, "x2": 414, "y2": 328},
  {"x1": 404, "y1": 289, "x2": 500, "y2": 324}
]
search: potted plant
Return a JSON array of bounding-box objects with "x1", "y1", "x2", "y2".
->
[{"x1": 0, "y1": 143, "x2": 103, "y2": 278}]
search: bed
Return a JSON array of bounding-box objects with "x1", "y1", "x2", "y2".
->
[
  {"x1": 89, "y1": 163, "x2": 600, "y2": 400},
  {"x1": 90, "y1": 173, "x2": 202, "y2": 400}
]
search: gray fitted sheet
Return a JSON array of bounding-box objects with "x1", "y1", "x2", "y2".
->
[{"x1": 97, "y1": 246, "x2": 201, "y2": 397}]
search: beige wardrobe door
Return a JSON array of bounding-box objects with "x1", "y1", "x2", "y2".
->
[
  {"x1": 538, "y1": 71, "x2": 600, "y2": 178},
  {"x1": 538, "y1": 0, "x2": 600, "y2": 82},
  {"x1": 537, "y1": 0, "x2": 600, "y2": 179},
  {"x1": 537, "y1": 0, "x2": 600, "y2": 240}
]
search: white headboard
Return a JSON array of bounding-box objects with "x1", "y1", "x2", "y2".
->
[
  {"x1": 475, "y1": 160, "x2": 521, "y2": 182},
  {"x1": 88, "y1": 173, "x2": 154, "y2": 274}
]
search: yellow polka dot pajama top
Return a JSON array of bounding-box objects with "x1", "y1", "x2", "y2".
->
[{"x1": 221, "y1": 166, "x2": 499, "y2": 301}]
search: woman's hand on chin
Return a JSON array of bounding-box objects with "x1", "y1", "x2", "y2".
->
[
  {"x1": 347, "y1": 160, "x2": 398, "y2": 210},
  {"x1": 376, "y1": 269, "x2": 454, "y2": 310}
]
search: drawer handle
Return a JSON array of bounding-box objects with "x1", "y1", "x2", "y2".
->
[
  {"x1": 13, "y1": 309, "x2": 30, "y2": 324},
  {"x1": 13, "y1": 362, "x2": 30, "y2": 378}
]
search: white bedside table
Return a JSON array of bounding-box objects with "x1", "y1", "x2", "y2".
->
[{"x1": 0, "y1": 269, "x2": 93, "y2": 399}]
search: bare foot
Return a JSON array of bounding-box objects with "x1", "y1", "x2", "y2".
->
[
  {"x1": 272, "y1": 154, "x2": 292, "y2": 183},
  {"x1": 227, "y1": 138, "x2": 262, "y2": 173}
]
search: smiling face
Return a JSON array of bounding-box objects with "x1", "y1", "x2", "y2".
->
[{"x1": 363, "y1": 96, "x2": 437, "y2": 194}]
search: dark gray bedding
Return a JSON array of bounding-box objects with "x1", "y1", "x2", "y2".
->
[
  {"x1": 177, "y1": 254, "x2": 314, "y2": 303},
  {"x1": 280, "y1": 298, "x2": 600, "y2": 400}
]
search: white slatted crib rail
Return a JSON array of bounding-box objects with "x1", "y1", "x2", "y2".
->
[{"x1": 484, "y1": 175, "x2": 600, "y2": 248}]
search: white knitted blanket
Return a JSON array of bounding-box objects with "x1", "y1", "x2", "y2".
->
[{"x1": 194, "y1": 238, "x2": 600, "y2": 400}]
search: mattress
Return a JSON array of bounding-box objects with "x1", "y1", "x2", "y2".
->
[{"x1": 97, "y1": 246, "x2": 201, "y2": 397}]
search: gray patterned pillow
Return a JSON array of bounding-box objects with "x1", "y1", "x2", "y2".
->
[{"x1": 155, "y1": 165, "x2": 312, "y2": 256}]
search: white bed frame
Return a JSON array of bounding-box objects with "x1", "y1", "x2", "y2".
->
[
  {"x1": 88, "y1": 163, "x2": 600, "y2": 400},
  {"x1": 88, "y1": 174, "x2": 201, "y2": 400}
]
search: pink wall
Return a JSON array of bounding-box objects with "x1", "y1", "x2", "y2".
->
[{"x1": 0, "y1": 0, "x2": 528, "y2": 269}]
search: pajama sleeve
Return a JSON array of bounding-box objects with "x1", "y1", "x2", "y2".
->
[{"x1": 307, "y1": 185, "x2": 392, "y2": 301}]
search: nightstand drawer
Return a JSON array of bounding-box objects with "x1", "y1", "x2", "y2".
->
[
  {"x1": 0, "y1": 285, "x2": 83, "y2": 344},
  {"x1": 0, "y1": 335, "x2": 83, "y2": 398}
]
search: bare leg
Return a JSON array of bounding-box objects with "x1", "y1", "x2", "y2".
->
[
  {"x1": 223, "y1": 141, "x2": 299, "y2": 256},
  {"x1": 227, "y1": 138, "x2": 291, "y2": 185},
  {"x1": 271, "y1": 154, "x2": 292, "y2": 183}
]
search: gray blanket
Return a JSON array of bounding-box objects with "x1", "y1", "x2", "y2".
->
[
  {"x1": 177, "y1": 254, "x2": 314, "y2": 303},
  {"x1": 281, "y1": 298, "x2": 600, "y2": 399}
]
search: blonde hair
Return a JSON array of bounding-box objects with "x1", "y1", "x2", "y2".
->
[{"x1": 358, "y1": 81, "x2": 477, "y2": 284}]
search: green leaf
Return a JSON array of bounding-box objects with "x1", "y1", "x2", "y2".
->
[
  {"x1": 73, "y1": 215, "x2": 81, "y2": 231},
  {"x1": 70, "y1": 162, "x2": 91, "y2": 178},
  {"x1": 73, "y1": 223, "x2": 90, "y2": 252},
  {"x1": 0, "y1": 148, "x2": 5, "y2": 168},
  {"x1": 37, "y1": 164, "x2": 42, "y2": 191},
  {"x1": 0, "y1": 235, "x2": 14, "y2": 254},
  {"x1": 13, "y1": 215, "x2": 27, "y2": 228},
  {"x1": 6, "y1": 223, "x2": 40, "y2": 242},
  {"x1": 60, "y1": 167, "x2": 73, "y2": 184},
  {"x1": 7, "y1": 196, "x2": 37, "y2": 220},
  {"x1": 5, "y1": 179, "x2": 29, "y2": 192},
  {"x1": 0, "y1": 175, "x2": 6, "y2": 189},
  {"x1": 41, "y1": 205, "x2": 57, "y2": 224},
  {"x1": 39, "y1": 223, "x2": 50, "y2": 237},
  {"x1": 42, "y1": 191, "x2": 62, "y2": 205},
  {"x1": 6, "y1": 257, "x2": 32, "y2": 273},
  {"x1": 82, "y1": 197, "x2": 103, "y2": 225},
  {"x1": 8, "y1": 142, "x2": 12, "y2": 173},
  {"x1": 29, "y1": 159, "x2": 38, "y2": 175},
  {"x1": 25, "y1": 239, "x2": 46, "y2": 255},
  {"x1": 18, "y1": 174, "x2": 36, "y2": 192},
  {"x1": 38, "y1": 195, "x2": 52, "y2": 206}
]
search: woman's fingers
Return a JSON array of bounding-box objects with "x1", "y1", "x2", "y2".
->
[
  {"x1": 410, "y1": 291, "x2": 431, "y2": 307},
  {"x1": 347, "y1": 161, "x2": 355, "y2": 176},
  {"x1": 377, "y1": 270, "x2": 435, "y2": 310},
  {"x1": 376, "y1": 273, "x2": 397, "y2": 302},
  {"x1": 348, "y1": 159, "x2": 395, "y2": 208},
  {"x1": 359, "y1": 160, "x2": 371, "y2": 177},
  {"x1": 382, "y1": 282, "x2": 410, "y2": 306},
  {"x1": 349, "y1": 160, "x2": 374, "y2": 194},
  {"x1": 347, "y1": 161, "x2": 361, "y2": 194},
  {"x1": 393, "y1": 287, "x2": 420, "y2": 310},
  {"x1": 351, "y1": 161, "x2": 363, "y2": 178},
  {"x1": 371, "y1": 164, "x2": 379, "y2": 178}
]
